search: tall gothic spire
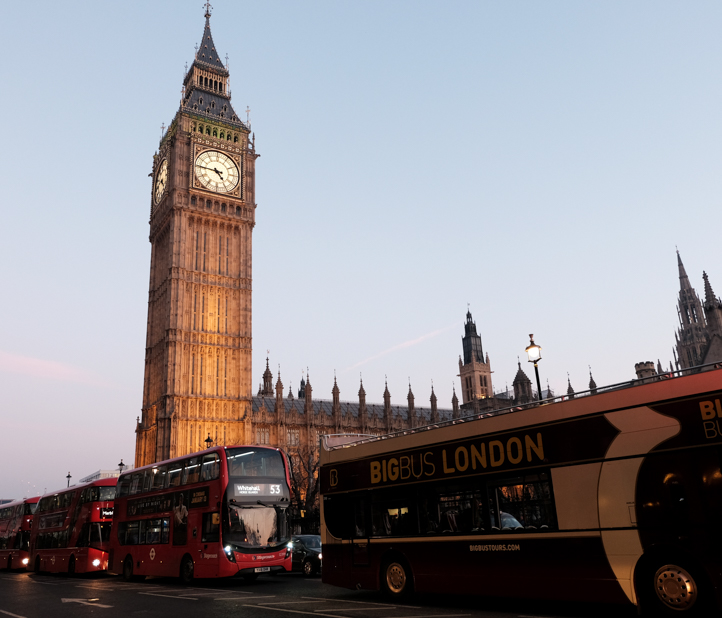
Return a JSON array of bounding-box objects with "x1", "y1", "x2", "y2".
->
[
  {"x1": 678, "y1": 250, "x2": 693, "y2": 291},
  {"x1": 196, "y1": 5, "x2": 227, "y2": 72}
]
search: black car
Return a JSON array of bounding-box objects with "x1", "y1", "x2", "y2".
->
[{"x1": 289, "y1": 534, "x2": 322, "y2": 576}]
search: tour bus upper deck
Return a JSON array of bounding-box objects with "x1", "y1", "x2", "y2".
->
[
  {"x1": 319, "y1": 366, "x2": 722, "y2": 611},
  {"x1": 0, "y1": 496, "x2": 39, "y2": 570}
]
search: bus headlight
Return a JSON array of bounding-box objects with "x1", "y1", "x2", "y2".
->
[
  {"x1": 318, "y1": 553, "x2": 322, "y2": 560},
  {"x1": 224, "y1": 545, "x2": 236, "y2": 563},
  {"x1": 21, "y1": 558, "x2": 29, "y2": 565},
  {"x1": 92, "y1": 559, "x2": 101, "y2": 567}
]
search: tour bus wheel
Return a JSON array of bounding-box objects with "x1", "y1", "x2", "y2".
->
[
  {"x1": 381, "y1": 558, "x2": 413, "y2": 598},
  {"x1": 123, "y1": 556, "x2": 135, "y2": 582},
  {"x1": 243, "y1": 573, "x2": 259, "y2": 582},
  {"x1": 639, "y1": 558, "x2": 711, "y2": 616},
  {"x1": 303, "y1": 560, "x2": 316, "y2": 577},
  {"x1": 68, "y1": 555, "x2": 76, "y2": 576},
  {"x1": 33, "y1": 556, "x2": 42, "y2": 574},
  {"x1": 180, "y1": 555, "x2": 194, "y2": 585}
]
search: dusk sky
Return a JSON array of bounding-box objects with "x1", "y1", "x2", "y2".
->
[{"x1": 1, "y1": 1, "x2": 721, "y2": 499}]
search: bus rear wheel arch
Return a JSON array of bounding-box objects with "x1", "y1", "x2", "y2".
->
[
  {"x1": 180, "y1": 554, "x2": 194, "y2": 585},
  {"x1": 380, "y1": 555, "x2": 413, "y2": 598}
]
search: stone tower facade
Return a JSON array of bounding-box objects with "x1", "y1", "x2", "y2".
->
[
  {"x1": 135, "y1": 10, "x2": 257, "y2": 467},
  {"x1": 673, "y1": 252, "x2": 713, "y2": 370},
  {"x1": 458, "y1": 310, "x2": 494, "y2": 411}
]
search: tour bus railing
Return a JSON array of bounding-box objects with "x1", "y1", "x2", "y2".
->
[{"x1": 323, "y1": 361, "x2": 722, "y2": 451}]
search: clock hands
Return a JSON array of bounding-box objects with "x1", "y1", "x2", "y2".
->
[{"x1": 196, "y1": 164, "x2": 224, "y2": 180}]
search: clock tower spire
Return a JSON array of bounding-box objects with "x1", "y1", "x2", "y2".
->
[{"x1": 136, "y1": 8, "x2": 258, "y2": 467}]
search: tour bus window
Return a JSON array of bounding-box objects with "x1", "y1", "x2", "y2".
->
[
  {"x1": 201, "y1": 512, "x2": 220, "y2": 542},
  {"x1": 24, "y1": 503, "x2": 37, "y2": 515},
  {"x1": 129, "y1": 472, "x2": 143, "y2": 495},
  {"x1": 353, "y1": 498, "x2": 367, "y2": 538},
  {"x1": 142, "y1": 469, "x2": 153, "y2": 493},
  {"x1": 371, "y1": 492, "x2": 416, "y2": 537},
  {"x1": 183, "y1": 457, "x2": 202, "y2": 485},
  {"x1": 168, "y1": 463, "x2": 184, "y2": 487},
  {"x1": 99, "y1": 486, "x2": 115, "y2": 501},
  {"x1": 201, "y1": 453, "x2": 220, "y2": 481},
  {"x1": 82, "y1": 487, "x2": 99, "y2": 503},
  {"x1": 118, "y1": 475, "x2": 131, "y2": 498},
  {"x1": 145, "y1": 519, "x2": 163, "y2": 544},
  {"x1": 226, "y1": 447, "x2": 285, "y2": 477},
  {"x1": 322, "y1": 495, "x2": 349, "y2": 539},
  {"x1": 152, "y1": 466, "x2": 168, "y2": 490},
  {"x1": 61, "y1": 491, "x2": 74, "y2": 508},
  {"x1": 488, "y1": 472, "x2": 557, "y2": 531}
]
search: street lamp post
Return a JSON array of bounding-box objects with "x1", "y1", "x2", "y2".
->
[
  {"x1": 118, "y1": 459, "x2": 125, "y2": 474},
  {"x1": 205, "y1": 433, "x2": 213, "y2": 449},
  {"x1": 66, "y1": 472, "x2": 72, "y2": 488},
  {"x1": 525, "y1": 334, "x2": 544, "y2": 402}
]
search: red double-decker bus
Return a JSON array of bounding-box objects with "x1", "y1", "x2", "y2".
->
[
  {"x1": 0, "y1": 497, "x2": 39, "y2": 570},
  {"x1": 110, "y1": 446, "x2": 292, "y2": 583},
  {"x1": 29, "y1": 478, "x2": 116, "y2": 574}
]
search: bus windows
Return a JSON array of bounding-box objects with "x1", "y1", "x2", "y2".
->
[
  {"x1": 371, "y1": 494, "x2": 415, "y2": 537},
  {"x1": 353, "y1": 499, "x2": 367, "y2": 538},
  {"x1": 151, "y1": 466, "x2": 168, "y2": 490},
  {"x1": 322, "y1": 495, "x2": 348, "y2": 539},
  {"x1": 488, "y1": 472, "x2": 557, "y2": 530},
  {"x1": 129, "y1": 473, "x2": 143, "y2": 495},
  {"x1": 142, "y1": 470, "x2": 153, "y2": 493},
  {"x1": 226, "y1": 447, "x2": 286, "y2": 478},
  {"x1": 24, "y1": 503, "x2": 37, "y2": 515},
  {"x1": 168, "y1": 463, "x2": 184, "y2": 487},
  {"x1": 422, "y1": 488, "x2": 485, "y2": 534},
  {"x1": 99, "y1": 486, "x2": 115, "y2": 501},
  {"x1": 184, "y1": 457, "x2": 202, "y2": 484},
  {"x1": 201, "y1": 512, "x2": 220, "y2": 542},
  {"x1": 201, "y1": 453, "x2": 220, "y2": 481},
  {"x1": 118, "y1": 474, "x2": 131, "y2": 497}
]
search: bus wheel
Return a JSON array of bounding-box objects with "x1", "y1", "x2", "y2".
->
[
  {"x1": 642, "y1": 560, "x2": 709, "y2": 615},
  {"x1": 382, "y1": 559, "x2": 413, "y2": 598},
  {"x1": 68, "y1": 556, "x2": 76, "y2": 576},
  {"x1": 123, "y1": 556, "x2": 134, "y2": 582},
  {"x1": 180, "y1": 556, "x2": 194, "y2": 585}
]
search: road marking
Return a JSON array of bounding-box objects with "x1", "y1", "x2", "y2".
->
[
  {"x1": 0, "y1": 610, "x2": 28, "y2": 618},
  {"x1": 61, "y1": 598, "x2": 114, "y2": 609},
  {"x1": 302, "y1": 597, "x2": 420, "y2": 609},
  {"x1": 265, "y1": 601, "x2": 329, "y2": 605},
  {"x1": 243, "y1": 604, "x2": 352, "y2": 618},
  {"x1": 138, "y1": 592, "x2": 197, "y2": 600},
  {"x1": 316, "y1": 609, "x2": 396, "y2": 612},
  {"x1": 215, "y1": 596, "x2": 278, "y2": 601}
]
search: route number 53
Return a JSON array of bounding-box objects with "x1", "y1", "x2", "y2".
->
[{"x1": 270, "y1": 485, "x2": 281, "y2": 494}]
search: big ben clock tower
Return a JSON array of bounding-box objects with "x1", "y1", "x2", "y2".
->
[{"x1": 135, "y1": 7, "x2": 258, "y2": 466}]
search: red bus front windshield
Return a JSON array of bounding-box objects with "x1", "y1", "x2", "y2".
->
[{"x1": 223, "y1": 447, "x2": 290, "y2": 551}]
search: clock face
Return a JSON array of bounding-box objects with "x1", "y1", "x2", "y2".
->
[
  {"x1": 154, "y1": 159, "x2": 168, "y2": 204},
  {"x1": 194, "y1": 150, "x2": 239, "y2": 193}
]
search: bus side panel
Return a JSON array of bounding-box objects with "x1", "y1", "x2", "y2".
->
[{"x1": 363, "y1": 536, "x2": 629, "y2": 603}]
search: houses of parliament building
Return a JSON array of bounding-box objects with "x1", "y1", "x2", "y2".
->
[{"x1": 134, "y1": 10, "x2": 722, "y2": 468}]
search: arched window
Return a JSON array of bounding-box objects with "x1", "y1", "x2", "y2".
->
[
  {"x1": 220, "y1": 83, "x2": 224, "y2": 93},
  {"x1": 233, "y1": 135, "x2": 238, "y2": 143},
  {"x1": 198, "y1": 124, "x2": 203, "y2": 133},
  {"x1": 213, "y1": 129, "x2": 217, "y2": 137},
  {"x1": 214, "y1": 80, "x2": 218, "y2": 90},
  {"x1": 206, "y1": 199, "x2": 211, "y2": 209},
  {"x1": 198, "y1": 75, "x2": 202, "y2": 85},
  {"x1": 236, "y1": 206, "x2": 241, "y2": 215},
  {"x1": 190, "y1": 196, "x2": 197, "y2": 206},
  {"x1": 219, "y1": 131, "x2": 224, "y2": 140},
  {"x1": 206, "y1": 126, "x2": 211, "y2": 135},
  {"x1": 221, "y1": 203, "x2": 226, "y2": 213},
  {"x1": 227, "y1": 133, "x2": 231, "y2": 141},
  {"x1": 204, "y1": 77, "x2": 208, "y2": 87}
]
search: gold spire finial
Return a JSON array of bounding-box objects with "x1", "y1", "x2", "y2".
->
[{"x1": 204, "y1": 1, "x2": 213, "y2": 18}]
